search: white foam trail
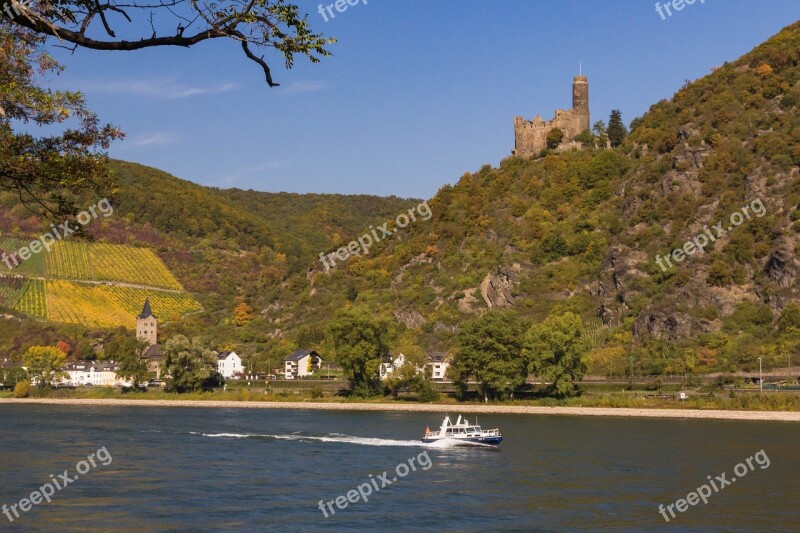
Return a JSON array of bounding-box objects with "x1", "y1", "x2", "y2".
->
[{"x1": 194, "y1": 432, "x2": 488, "y2": 448}]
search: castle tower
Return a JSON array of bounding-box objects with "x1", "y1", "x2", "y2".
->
[
  {"x1": 572, "y1": 75, "x2": 590, "y2": 133},
  {"x1": 136, "y1": 298, "x2": 158, "y2": 347}
]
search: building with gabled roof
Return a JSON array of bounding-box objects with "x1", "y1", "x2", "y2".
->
[
  {"x1": 284, "y1": 348, "x2": 322, "y2": 379},
  {"x1": 217, "y1": 351, "x2": 243, "y2": 379}
]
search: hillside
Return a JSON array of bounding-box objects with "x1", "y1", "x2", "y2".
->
[
  {"x1": 1, "y1": 21, "x2": 799, "y2": 376},
  {"x1": 0, "y1": 238, "x2": 201, "y2": 328},
  {"x1": 0, "y1": 161, "x2": 419, "y2": 351},
  {"x1": 256, "y1": 20, "x2": 800, "y2": 376}
]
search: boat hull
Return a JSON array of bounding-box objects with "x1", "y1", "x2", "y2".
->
[{"x1": 422, "y1": 435, "x2": 503, "y2": 445}]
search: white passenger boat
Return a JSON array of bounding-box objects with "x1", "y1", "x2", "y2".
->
[{"x1": 422, "y1": 415, "x2": 503, "y2": 445}]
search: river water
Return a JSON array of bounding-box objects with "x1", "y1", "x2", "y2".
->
[{"x1": 0, "y1": 405, "x2": 798, "y2": 531}]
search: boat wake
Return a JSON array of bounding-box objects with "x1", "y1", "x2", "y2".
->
[{"x1": 190, "y1": 432, "x2": 492, "y2": 448}]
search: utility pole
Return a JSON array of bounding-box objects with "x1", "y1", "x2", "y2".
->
[{"x1": 759, "y1": 357, "x2": 763, "y2": 393}]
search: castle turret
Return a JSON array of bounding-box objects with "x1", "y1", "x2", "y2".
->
[
  {"x1": 136, "y1": 298, "x2": 158, "y2": 347},
  {"x1": 572, "y1": 75, "x2": 590, "y2": 133}
]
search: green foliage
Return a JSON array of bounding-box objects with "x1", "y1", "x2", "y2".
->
[
  {"x1": 22, "y1": 346, "x2": 67, "y2": 386},
  {"x1": 592, "y1": 120, "x2": 609, "y2": 147},
  {"x1": 8, "y1": 1, "x2": 334, "y2": 89},
  {"x1": 778, "y1": 303, "x2": 800, "y2": 333},
  {"x1": 574, "y1": 129, "x2": 595, "y2": 147},
  {"x1": 161, "y1": 335, "x2": 222, "y2": 393},
  {"x1": 607, "y1": 110, "x2": 628, "y2": 147},
  {"x1": 723, "y1": 302, "x2": 773, "y2": 337},
  {"x1": 108, "y1": 333, "x2": 149, "y2": 388},
  {"x1": 383, "y1": 352, "x2": 431, "y2": 400},
  {"x1": 0, "y1": 28, "x2": 122, "y2": 221},
  {"x1": 450, "y1": 311, "x2": 526, "y2": 401},
  {"x1": 546, "y1": 128, "x2": 565, "y2": 150},
  {"x1": 328, "y1": 306, "x2": 390, "y2": 397},
  {"x1": 5, "y1": 367, "x2": 28, "y2": 386},
  {"x1": 523, "y1": 312, "x2": 589, "y2": 398}
]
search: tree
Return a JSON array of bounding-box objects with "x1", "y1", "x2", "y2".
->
[
  {"x1": 161, "y1": 335, "x2": 223, "y2": 393},
  {"x1": 75, "y1": 338, "x2": 97, "y2": 361},
  {"x1": 574, "y1": 129, "x2": 595, "y2": 148},
  {"x1": 523, "y1": 312, "x2": 590, "y2": 398},
  {"x1": 546, "y1": 128, "x2": 565, "y2": 150},
  {"x1": 56, "y1": 341, "x2": 72, "y2": 356},
  {"x1": 108, "y1": 335, "x2": 149, "y2": 389},
  {"x1": 383, "y1": 352, "x2": 428, "y2": 399},
  {"x1": 449, "y1": 311, "x2": 526, "y2": 402},
  {"x1": 778, "y1": 303, "x2": 800, "y2": 333},
  {"x1": 22, "y1": 346, "x2": 67, "y2": 386},
  {"x1": 1, "y1": 28, "x2": 122, "y2": 220},
  {"x1": 328, "y1": 306, "x2": 390, "y2": 397},
  {"x1": 234, "y1": 302, "x2": 256, "y2": 327},
  {"x1": 8, "y1": 2, "x2": 334, "y2": 88},
  {"x1": 607, "y1": 110, "x2": 628, "y2": 147},
  {"x1": 592, "y1": 120, "x2": 609, "y2": 147},
  {"x1": 5, "y1": 367, "x2": 28, "y2": 387}
]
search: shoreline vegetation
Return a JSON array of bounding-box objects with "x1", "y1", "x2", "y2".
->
[{"x1": 2, "y1": 396, "x2": 799, "y2": 422}]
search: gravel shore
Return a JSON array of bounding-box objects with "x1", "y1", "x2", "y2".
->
[{"x1": 2, "y1": 398, "x2": 799, "y2": 421}]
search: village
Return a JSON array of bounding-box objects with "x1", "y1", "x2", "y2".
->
[{"x1": 0, "y1": 299, "x2": 454, "y2": 391}]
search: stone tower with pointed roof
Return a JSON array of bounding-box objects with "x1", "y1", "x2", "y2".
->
[{"x1": 136, "y1": 298, "x2": 158, "y2": 347}]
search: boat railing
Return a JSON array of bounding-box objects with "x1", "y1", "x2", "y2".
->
[{"x1": 483, "y1": 428, "x2": 500, "y2": 436}]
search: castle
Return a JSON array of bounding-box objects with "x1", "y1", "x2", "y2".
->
[{"x1": 512, "y1": 75, "x2": 590, "y2": 157}]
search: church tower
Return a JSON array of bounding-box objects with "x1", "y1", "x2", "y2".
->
[
  {"x1": 572, "y1": 75, "x2": 590, "y2": 134},
  {"x1": 136, "y1": 298, "x2": 158, "y2": 347}
]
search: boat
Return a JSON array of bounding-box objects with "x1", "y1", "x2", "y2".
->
[{"x1": 422, "y1": 415, "x2": 503, "y2": 445}]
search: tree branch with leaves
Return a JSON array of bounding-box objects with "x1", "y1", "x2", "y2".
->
[{"x1": 6, "y1": 0, "x2": 335, "y2": 87}]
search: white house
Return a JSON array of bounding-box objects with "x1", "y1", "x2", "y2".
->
[
  {"x1": 427, "y1": 352, "x2": 451, "y2": 381},
  {"x1": 379, "y1": 353, "x2": 407, "y2": 380},
  {"x1": 216, "y1": 351, "x2": 243, "y2": 379},
  {"x1": 284, "y1": 349, "x2": 322, "y2": 379},
  {"x1": 63, "y1": 361, "x2": 132, "y2": 387}
]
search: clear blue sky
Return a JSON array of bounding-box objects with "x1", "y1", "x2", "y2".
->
[{"x1": 44, "y1": 0, "x2": 800, "y2": 199}]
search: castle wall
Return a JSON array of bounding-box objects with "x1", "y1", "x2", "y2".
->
[{"x1": 513, "y1": 75, "x2": 590, "y2": 157}]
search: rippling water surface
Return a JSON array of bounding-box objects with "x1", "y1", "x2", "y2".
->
[{"x1": 1, "y1": 405, "x2": 798, "y2": 532}]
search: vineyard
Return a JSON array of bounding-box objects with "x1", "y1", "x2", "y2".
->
[
  {"x1": 0, "y1": 236, "x2": 198, "y2": 328},
  {"x1": 46, "y1": 241, "x2": 92, "y2": 279},
  {"x1": 44, "y1": 281, "x2": 201, "y2": 329},
  {"x1": 40, "y1": 241, "x2": 183, "y2": 290},
  {"x1": 13, "y1": 280, "x2": 47, "y2": 320},
  {"x1": 90, "y1": 243, "x2": 183, "y2": 290},
  {"x1": 0, "y1": 276, "x2": 27, "y2": 309},
  {"x1": 0, "y1": 237, "x2": 47, "y2": 276}
]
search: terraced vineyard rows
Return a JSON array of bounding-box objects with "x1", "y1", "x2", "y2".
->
[
  {"x1": 90, "y1": 243, "x2": 183, "y2": 290},
  {"x1": 45, "y1": 241, "x2": 92, "y2": 279},
  {"x1": 0, "y1": 237, "x2": 47, "y2": 276},
  {"x1": 43, "y1": 280, "x2": 201, "y2": 328},
  {"x1": 99, "y1": 285, "x2": 202, "y2": 322},
  {"x1": 14, "y1": 279, "x2": 47, "y2": 319},
  {"x1": 0, "y1": 276, "x2": 27, "y2": 308},
  {"x1": 0, "y1": 236, "x2": 197, "y2": 327}
]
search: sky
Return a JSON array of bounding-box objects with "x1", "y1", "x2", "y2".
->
[{"x1": 39, "y1": 0, "x2": 800, "y2": 200}]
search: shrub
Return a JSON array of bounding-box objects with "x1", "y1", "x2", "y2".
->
[
  {"x1": 14, "y1": 380, "x2": 30, "y2": 398},
  {"x1": 417, "y1": 382, "x2": 440, "y2": 402},
  {"x1": 311, "y1": 386, "x2": 324, "y2": 399}
]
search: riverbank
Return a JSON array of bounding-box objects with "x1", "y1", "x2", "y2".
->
[{"x1": 2, "y1": 398, "x2": 799, "y2": 421}]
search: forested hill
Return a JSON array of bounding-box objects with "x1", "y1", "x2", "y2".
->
[
  {"x1": 2, "y1": 21, "x2": 800, "y2": 378},
  {"x1": 272, "y1": 20, "x2": 800, "y2": 376}
]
